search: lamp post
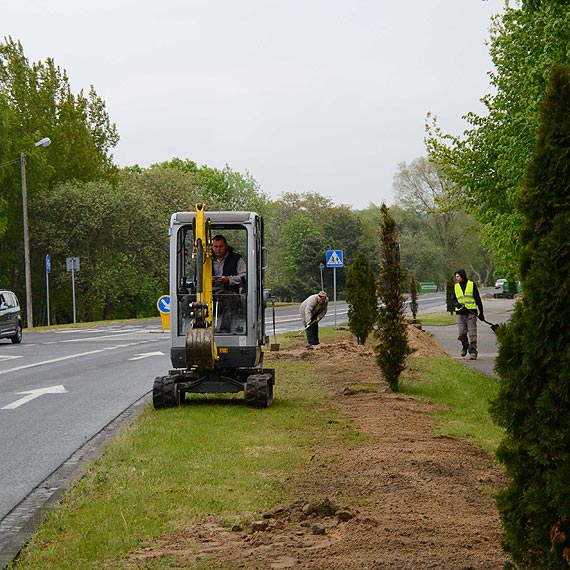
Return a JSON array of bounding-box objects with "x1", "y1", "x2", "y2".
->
[{"x1": 21, "y1": 136, "x2": 51, "y2": 328}]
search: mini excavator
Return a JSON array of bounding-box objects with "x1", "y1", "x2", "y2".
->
[{"x1": 152, "y1": 204, "x2": 274, "y2": 409}]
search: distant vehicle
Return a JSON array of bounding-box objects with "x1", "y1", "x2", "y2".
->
[
  {"x1": 0, "y1": 289, "x2": 23, "y2": 343},
  {"x1": 493, "y1": 279, "x2": 521, "y2": 299}
]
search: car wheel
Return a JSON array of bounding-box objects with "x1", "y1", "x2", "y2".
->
[{"x1": 10, "y1": 323, "x2": 22, "y2": 344}]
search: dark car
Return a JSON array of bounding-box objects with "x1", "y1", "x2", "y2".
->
[{"x1": 0, "y1": 289, "x2": 23, "y2": 343}]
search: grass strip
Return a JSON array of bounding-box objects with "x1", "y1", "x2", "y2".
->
[
  {"x1": 400, "y1": 356, "x2": 503, "y2": 454},
  {"x1": 417, "y1": 311, "x2": 456, "y2": 326}
]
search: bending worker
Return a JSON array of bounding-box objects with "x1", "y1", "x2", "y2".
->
[
  {"x1": 452, "y1": 269, "x2": 485, "y2": 360},
  {"x1": 299, "y1": 291, "x2": 329, "y2": 348}
]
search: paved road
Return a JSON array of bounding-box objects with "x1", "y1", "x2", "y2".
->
[
  {"x1": 0, "y1": 322, "x2": 170, "y2": 567},
  {"x1": 423, "y1": 296, "x2": 516, "y2": 379}
]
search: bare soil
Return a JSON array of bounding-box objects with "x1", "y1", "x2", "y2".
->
[{"x1": 125, "y1": 326, "x2": 507, "y2": 569}]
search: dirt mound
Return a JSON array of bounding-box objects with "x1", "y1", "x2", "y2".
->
[
  {"x1": 124, "y1": 326, "x2": 507, "y2": 569},
  {"x1": 274, "y1": 325, "x2": 447, "y2": 363}
]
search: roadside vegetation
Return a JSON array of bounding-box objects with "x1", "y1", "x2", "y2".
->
[
  {"x1": 1, "y1": 36, "x2": 492, "y2": 327},
  {"x1": 10, "y1": 325, "x2": 502, "y2": 569}
]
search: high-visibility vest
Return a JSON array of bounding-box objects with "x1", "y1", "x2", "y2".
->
[{"x1": 455, "y1": 280, "x2": 476, "y2": 312}]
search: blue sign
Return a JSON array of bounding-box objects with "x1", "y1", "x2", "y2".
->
[
  {"x1": 157, "y1": 295, "x2": 171, "y2": 314},
  {"x1": 325, "y1": 250, "x2": 344, "y2": 268},
  {"x1": 45, "y1": 254, "x2": 51, "y2": 274}
]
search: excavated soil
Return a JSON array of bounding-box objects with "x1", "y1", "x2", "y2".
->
[{"x1": 125, "y1": 326, "x2": 508, "y2": 569}]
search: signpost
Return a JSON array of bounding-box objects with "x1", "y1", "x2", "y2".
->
[
  {"x1": 45, "y1": 254, "x2": 51, "y2": 327},
  {"x1": 66, "y1": 256, "x2": 80, "y2": 324},
  {"x1": 325, "y1": 250, "x2": 343, "y2": 326}
]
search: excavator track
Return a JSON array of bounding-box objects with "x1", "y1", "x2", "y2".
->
[
  {"x1": 152, "y1": 375, "x2": 181, "y2": 409},
  {"x1": 245, "y1": 373, "x2": 274, "y2": 408}
]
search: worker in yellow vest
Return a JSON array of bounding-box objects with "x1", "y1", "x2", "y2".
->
[{"x1": 452, "y1": 269, "x2": 485, "y2": 360}]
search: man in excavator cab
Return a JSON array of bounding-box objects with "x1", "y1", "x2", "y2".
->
[{"x1": 211, "y1": 234, "x2": 246, "y2": 333}]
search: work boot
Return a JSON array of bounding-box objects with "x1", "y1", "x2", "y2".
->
[
  {"x1": 469, "y1": 344, "x2": 478, "y2": 360},
  {"x1": 461, "y1": 344, "x2": 468, "y2": 357}
]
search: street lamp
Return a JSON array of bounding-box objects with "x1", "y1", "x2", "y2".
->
[{"x1": 21, "y1": 136, "x2": 51, "y2": 328}]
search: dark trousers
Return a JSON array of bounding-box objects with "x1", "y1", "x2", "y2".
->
[{"x1": 305, "y1": 321, "x2": 319, "y2": 345}]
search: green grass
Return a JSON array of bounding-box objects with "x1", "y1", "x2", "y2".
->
[
  {"x1": 400, "y1": 356, "x2": 503, "y2": 453},
  {"x1": 12, "y1": 326, "x2": 503, "y2": 569},
  {"x1": 417, "y1": 311, "x2": 456, "y2": 326},
  {"x1": 11, "y1": 347, "x2": 360, "y2": 570}
]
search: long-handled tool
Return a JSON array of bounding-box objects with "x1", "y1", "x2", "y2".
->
[
  {"x1": 270, "y1": 300, "x2": 279, "y2": 351},
  {"x1": 459, "y1": 304, "x2": 500, "y2": 333},
  {"x1": 296, "y1": 319, "x2": 316, "y2": 337}
]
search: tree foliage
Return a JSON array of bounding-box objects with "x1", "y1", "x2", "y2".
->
[
  {"x1": 425, "y1": 3, "x2": 570, "y2": 276},
  {"x1": 375, "y1": 204, "x2": 410, "y2": 391},
  {"x1": 267, "y1": 192, "x2": 368, "y2": 301},
  {"x1": 152, "y1": 158, "x2": 271, "y2": 214},
  {"x1": 32, "y1": 168, "x2": 206, "y2": 323},
  {"x1": 277, "y1": 213, "x2": 325, "y2": 300},
  {"x1": 490, "y1": 63, "x2": 570, "y2": 568},
  {"x1": 346, "y1": 252, "x2": 378, "y2": 345},
  {"x1": 0, "y1": 37, "x2": 119, "y2": 317},
  {"x1": 393, "y1": 159, "x2": 492, "y2": 287}
]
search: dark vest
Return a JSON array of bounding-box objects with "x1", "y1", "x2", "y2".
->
[{"x1": 221, "y1": 250, "x2": 241, "y2": 293}]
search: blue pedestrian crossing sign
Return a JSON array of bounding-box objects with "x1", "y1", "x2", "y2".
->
[
  {"x1": 326, "y1": 250, "x2": 343, "y2": 268},
  {"x1": 157, "y1": 295, "x2": 171, "y2": 314}
]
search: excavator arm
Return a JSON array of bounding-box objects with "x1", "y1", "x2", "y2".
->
[{"x1": 185, "y1": 204, "x2": 218, "y2": 369}]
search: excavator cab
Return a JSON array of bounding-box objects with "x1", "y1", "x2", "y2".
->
[{"x1": 152, "y1": 205, "x2": 274, "y2": 409}]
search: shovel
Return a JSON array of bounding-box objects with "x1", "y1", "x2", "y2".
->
[
  {"x1": 295, "y1": 319, "x2": 316, "y2": 337},
  {"x1": 270, "y1": 300, "x2": 280, "y2": 351},
  {"x1": 460, "y1": 304, "x2": 500, "y2": 333}
]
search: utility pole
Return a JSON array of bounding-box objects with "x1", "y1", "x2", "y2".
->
[{"x1": 20, "y1": 152, "x2": 33, "y2": 328}]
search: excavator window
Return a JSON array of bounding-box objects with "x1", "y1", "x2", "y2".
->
[{"x1": 178, "y1": 224, "x2": 248, "y2": 336}]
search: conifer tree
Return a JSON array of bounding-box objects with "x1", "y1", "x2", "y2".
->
[
  {"x1": 375, "y1": 204, "x2": 410, "y2": 391},
  {"x1": 346, "y1": 252, "x2": 378, "y2": 345},
  {"x1": 490, "y1": 63, "x2": 570, "y2": 567},
  {"x1": 446, "y1": 276, "x2": 456, "y2": 314},
  {"x1": 409, "y1": 276, "x2": 419, "y2": 321}
]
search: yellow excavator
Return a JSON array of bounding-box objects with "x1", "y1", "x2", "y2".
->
[{"x1": 152, "y1": 204, "x2": 274, "y2": 408}]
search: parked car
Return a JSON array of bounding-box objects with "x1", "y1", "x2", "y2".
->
[
  {"x1": 494, "y1": 278, "x2": 507, "y2": 289},
  {"x1": 0, "y1": 289, "x2": 23, "y2": 343}
]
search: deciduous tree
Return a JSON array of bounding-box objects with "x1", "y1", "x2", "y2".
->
[{"x1": 425, "y1": 3, "x2": 570, "y2": 275}]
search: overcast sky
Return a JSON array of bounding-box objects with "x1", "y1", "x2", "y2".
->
[{"x1": 4, "y1": 0, "x2": 506, "y2": 210}]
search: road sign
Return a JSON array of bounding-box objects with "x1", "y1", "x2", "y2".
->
[
  {"x1": 66, "y1": 256, "x2": 80, "y2": 272},
  {"x1": 157, "y1": 295, "x2": 171, "y2": 314},
  {"x1": 325, "y1": 250, "x2": 343, "y2": 268},
  {"x1": 45, "y1": 254, "x2": 51, "y2": 274}
]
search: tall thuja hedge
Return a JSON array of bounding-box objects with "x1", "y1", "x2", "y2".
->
[
  {"x1": 490, "y1": 63, "x2": 570, "y2": 567},
  {"x1": 409, "y1": 275, "x2": 419, "y2": 321},
  {"x1": 446, "y1": 276, "x2": 456, "y2": 315},
  {"x1": 375, "y1": 204, "x2": 410, "y2": 391},
  {"x1": 346, "y1": 252, "x2": 378, "y2": 345}
]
